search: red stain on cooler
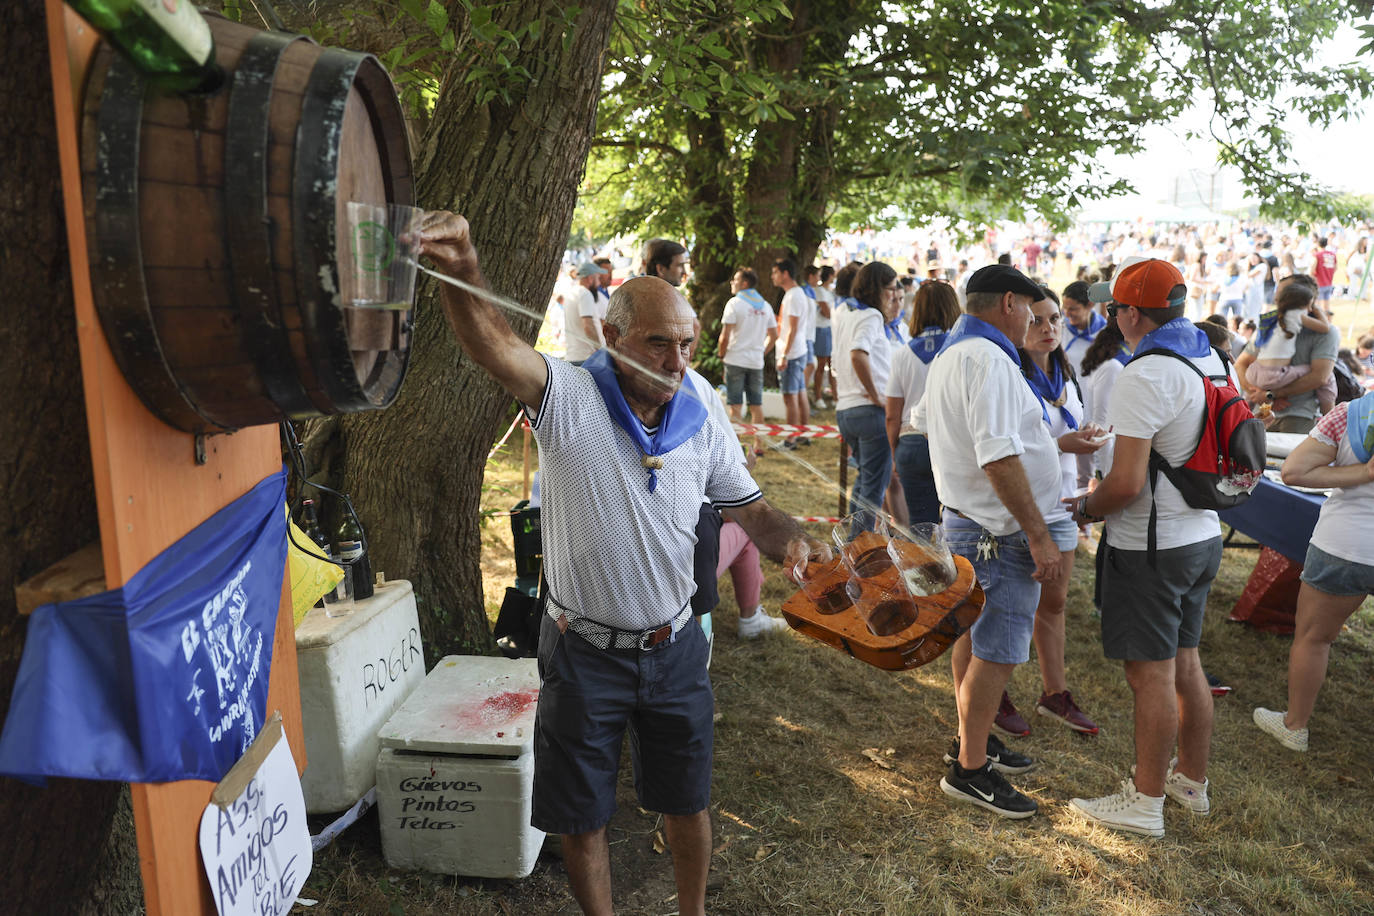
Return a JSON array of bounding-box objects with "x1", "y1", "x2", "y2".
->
[{"x1": 452, "y1": 688, "x2": 540, "y2": 734}]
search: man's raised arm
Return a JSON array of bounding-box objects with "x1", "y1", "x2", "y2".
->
[{"x1": 419, "y1": 211, "x2": 549, "y2": 409}]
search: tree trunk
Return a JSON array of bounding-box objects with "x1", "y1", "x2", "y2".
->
[
  {"x1": 740, "y1": 2, "x2": 810, "y2": 299},
  {"x1": 328, "y1": 0, "x2": 618, "y2": 659},
  {"x1": 0, "y1": 2, "x2": 141, "y2": 912},
  {"x1": 684, "y1": 109, "x2": 738, "y2": 381}
]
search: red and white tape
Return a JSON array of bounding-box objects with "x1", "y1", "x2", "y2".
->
[
  {"x1": 792, "y1": 515, "x2": 842, "y2": 524},
  {"x1": 732, "y1": 422, "x2": 841, "y2": 439}
]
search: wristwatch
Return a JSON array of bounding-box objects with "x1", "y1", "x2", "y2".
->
[{"x1": 1078, "y1": 494, "x2": 1105, "y2": 523}]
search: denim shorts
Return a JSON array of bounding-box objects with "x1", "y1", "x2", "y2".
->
[
  {"x1": 806, "y1": 340, "x2": 816, "y2": 366},
  {"x1": 814, "y1": 326, "x2": 833, "y2": 357},
  {"x1": 1317, "y1": 285, "x2": 1335, "y2": 301},
  {"x1": 1098, "y1": 537, "x2": 1222, "y2": 661},
  {"x1": 1048, "y1": 516, "x2": 1079, "y2": 552},
  {"x1": 942, "y1": 512, "x2": 1040, "y2": 665},
  {"x1": 1302, "y1": 543, "x2": 1374, "y2": 597},
  {"x1": 531, "y1": 615, "x2": 714, "y2": 835},
  {"x1": 723, "y1": 364, "x2": 763, "y2": 406},
  {"x1": 781, "y1": 356, "x2": 807, "y2": 393}
]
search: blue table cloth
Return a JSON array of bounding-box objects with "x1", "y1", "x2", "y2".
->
[{"x1": 1217, "y1": 476, "x2": 1325, "y2": 564}]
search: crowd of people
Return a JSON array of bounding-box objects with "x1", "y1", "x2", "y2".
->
[{"x1": 428, "y1": 210, "x2": 1374, "y2": 914}]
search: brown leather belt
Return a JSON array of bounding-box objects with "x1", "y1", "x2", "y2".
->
[{"x1": 550, "y1": 600, "x2": 693, "y2": 651}]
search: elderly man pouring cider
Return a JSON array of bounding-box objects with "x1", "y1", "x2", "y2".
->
[{"x1": 417, "y1": 211, "x2": 828, "y2": 916}]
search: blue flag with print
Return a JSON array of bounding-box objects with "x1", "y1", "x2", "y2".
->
[{"x1": 0, "y1": 469, "x2": 288, "y2": 785}]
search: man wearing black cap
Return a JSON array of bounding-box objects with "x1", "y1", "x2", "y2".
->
[{"x1": 914, "y1": 263, "x2": 1065, "y2": 820}]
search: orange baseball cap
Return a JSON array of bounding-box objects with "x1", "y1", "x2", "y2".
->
[{"x1": 1111, "y1": 258, "x2": 1187, "y2": 309}]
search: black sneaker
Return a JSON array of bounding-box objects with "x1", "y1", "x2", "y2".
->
[
  {"x1": 942, "y1": 735, "x2": 1035, "y2": 775},
  {"x1": 940, "y1": 762, "x2": 1037, "y2": 819}
]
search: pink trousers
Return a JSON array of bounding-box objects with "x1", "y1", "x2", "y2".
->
[{"x1": 716, "y1": 520, "x2": 762, "y2": 612}]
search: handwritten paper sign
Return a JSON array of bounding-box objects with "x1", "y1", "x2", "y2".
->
[{"x1": 199, "y1": 714, "x2": 312, "y2": 916}]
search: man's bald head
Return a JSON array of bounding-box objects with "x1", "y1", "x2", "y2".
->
[{"x1": 605, "y1": 276, "x2": 694, "y2": 336}]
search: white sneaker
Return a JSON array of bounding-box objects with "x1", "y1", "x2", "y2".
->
[
  {"x1": 1163, "y1": 759, "x2": 1209, "y2": 815},
  {"x1": 1132, "y1": 758, "x2": 1210, "y2": 815},
  {"x1": 738, "y1": 608, "x2": 789, "y2": 639},
  {"x1": 1069, "y1": 778, "x2": 1165, "y2": 838},
  {"x1": 1253, "y1": 707, "x2": 1308, "y2": 752}
]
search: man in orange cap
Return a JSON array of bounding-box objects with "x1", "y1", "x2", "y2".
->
[{"x1": 1067, "y1": 258, "x2": 1225, "y2": 838}]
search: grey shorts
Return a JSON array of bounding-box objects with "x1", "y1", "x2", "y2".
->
[
  {"x1": 1099, "y1": 537, "x2": 1223, "y2": 661},
  {"x1": 531, "y1": 615, "x2": 714, "y2": 835}
]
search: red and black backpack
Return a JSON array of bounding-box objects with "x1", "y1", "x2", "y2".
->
[{"x1": 1134, "y1": 347, "x2": 1266, "y2": 561}]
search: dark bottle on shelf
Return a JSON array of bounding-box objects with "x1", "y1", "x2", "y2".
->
[
  {"x1": 335, "y1": 511, "x2": 374, "y2": 601},
  {"x1": 300, "y1": 498, "x2": 333, "y2": 607},
  {"x1": 68, "y1": 0, "x2": 224, "y2": 93}
]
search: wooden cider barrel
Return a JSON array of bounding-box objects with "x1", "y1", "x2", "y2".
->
[{"x1": 79, "y1": 16, "x2": 414, "y2": 434}]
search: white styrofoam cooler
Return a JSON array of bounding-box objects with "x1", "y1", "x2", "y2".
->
[
  {"x1": 295, "y1": 579, "x2": 426, "y2": 813},
  {"x1": 376, "y1": 655, "x2": 544, "y2": 879}
]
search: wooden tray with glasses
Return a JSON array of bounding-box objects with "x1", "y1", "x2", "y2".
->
[{"x1": 781, "y1": 534, "x2": 984, "y2": 671}]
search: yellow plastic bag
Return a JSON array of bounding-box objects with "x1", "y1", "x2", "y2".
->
[{"x1": 286, "y1": 505, "x2": 343, "y2": 625}]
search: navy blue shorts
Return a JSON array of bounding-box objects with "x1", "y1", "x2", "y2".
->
[{"x1": 531, "y1": 614, "x2": 713, "y2": 835}]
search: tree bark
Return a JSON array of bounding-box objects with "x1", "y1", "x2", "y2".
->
[
  {"x1": 327, "y1": 0, "x2": 618, "y2": 659},
  {"x1": 0, "y1": 2, "x2": 140, "y2": 912},
  {"x1": 684, "y1": 109, "x2": 738, "y2": 378}
]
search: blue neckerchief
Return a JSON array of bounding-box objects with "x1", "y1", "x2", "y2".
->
[
  {"x1": 1113, "y1": 343, "x2": 1132, "y2": 366},
  {"x1": 1023, "y1": 357, "x2": 1079, "y2": 430},
  {"x1": 937, "y1": 315, "x2": 1050, "y2": 424},
  {"x1": 581, "y1": 348, "x2": 708, "y2": 492},
  {"x1": 1130, "y1": 316, "x2": 1212, "y2": 362},
  {"x1": 839, "y1": 295, "x2": 867, "y2": 311},
  {"x1": 737, "y1": 288, "x2": 768, "y2": 312},
  {"x1": 937, "y1": 314, "x2": 1019, "y2": 363},
  {"x1": 1347, "y1": 390, "x2": 1374, "y2": 464},
  {"x1": 908, "y1": 326, "x2": 948, "y2": 364},
  {"x1": 1255, "y1": 309, "x2": 1280, "y2": 348},
  {"x1": 885, "y1": 310, "x2": 905, "y2": 342},
  {"x1": 801, "y1": 284, "x2": 817, "y2": 300},
  {"x1": 1064, "y1": 311, "x2": 1106, "y2": 353}
]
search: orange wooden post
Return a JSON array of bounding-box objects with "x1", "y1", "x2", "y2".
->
[{"x1": 44, "y1": 5, "x2": 305, "y2": 914}]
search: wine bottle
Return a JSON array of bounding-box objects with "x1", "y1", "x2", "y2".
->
[
  {"x1": 300, "y1": 498, "x2": 332, "y2": 608},
  {"x1": 68, "y1": 0, "x2": 223, "y2": 93},
  {"x1": 335, "y1": 511, "x2": 374, "y2": 601}
]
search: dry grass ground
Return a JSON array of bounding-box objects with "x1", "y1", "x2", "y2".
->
[{"x1": 301, "y1": 406, "x2": 1374, "y2": 915}]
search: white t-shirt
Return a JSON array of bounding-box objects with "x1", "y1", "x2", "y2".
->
[
  {"x1": 527, "y1": 356, "x2": 762, "y2": 629},
  {"x1": 1104, "y1": 349, "x2": 1230, "y2": 550},
  {"x1": 814, "y1": 286, "x2": 835, "y2": 330},
  {"x1": 913, "y1": 338, "x2": 1063, "y2": 535},
  {"x1": 834, "y1": 304, "x2": 892, "y2": 412},
  {"x1": 779, "y1": 287, "x2": 811, "y2": 361},
  {"x1": 1256, "y1": 310, "x2": 1304, "y2": 362},
  {"x1": 1083, "y1": 358, "x2": 1124, "y2": 477},
  {"x1": 1041, "y1": 375, "x2": 1085, "y2": 507},
  {"x1": 562, "y1": 285, "x2": 605, "y2": 363},
  {"x1": 885, "y1": 341, "x2": 932, "y2": 437},
  {"x1": 1062, "y1": 323, "x2": 1097, "y2": 378},
  {"x1": 1309, "y1": 402, "x2": 1374, "y2": 566},
  {"x1": 720, "y1": 294, "x2": 778, "y2": 369}
]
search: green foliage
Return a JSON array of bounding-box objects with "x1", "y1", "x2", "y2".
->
[{"x1": 575, "y1": 0, "x2": 1374, "y2": 277}]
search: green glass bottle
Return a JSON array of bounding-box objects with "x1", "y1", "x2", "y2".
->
[
  {"x1": 334, "y1": 510, "x2": 374, "y2": 601},
  {"x1": 68, "y1": 0, "x2": 223, "y2": 92}
]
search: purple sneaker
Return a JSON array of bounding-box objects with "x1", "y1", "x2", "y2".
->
[
  {"x1": 993, "y1": 691, "x2": 1031, "y2": 738},
  {"x1": 1036, "y1": 690, "x2": 1099, "y2": 735}
]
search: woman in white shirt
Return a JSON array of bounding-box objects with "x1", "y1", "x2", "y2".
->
[
  {"x1": 1004, "y1": 286, "x2": 1106, "y2": 737},
  {"x1": 1254, "y1": 392, "x2": 1374, "y2": 752},
  {"x1": 884, "y1": 280, "x2": 960, "y2": 525},
  {"x1": 833, "y1": 261, "x2": 900, "y2": 536}
]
